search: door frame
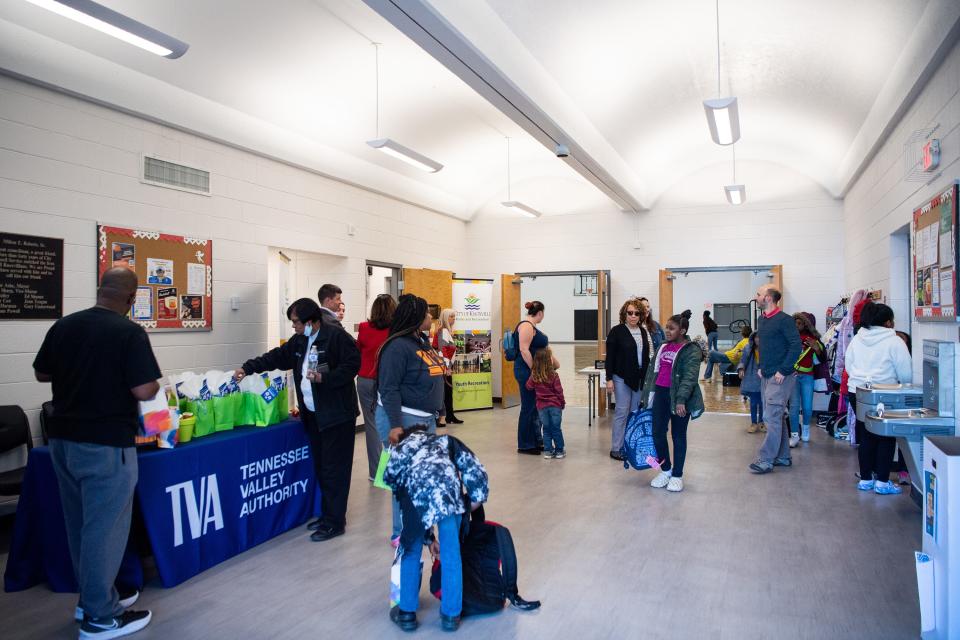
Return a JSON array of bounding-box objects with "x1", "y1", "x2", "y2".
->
[
  {"x1": 515, "y1": 270, "x2": 612, "y2": 336},
  {"x1": 659, "y1": 264, "x2": 783, "y2": 322},
  {"x1": 365, "y1": 259, "x2": 402, "y2": 302}
]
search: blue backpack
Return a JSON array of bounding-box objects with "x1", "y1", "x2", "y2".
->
[
  {"x1": 502, "y1": 321, "x2": 528, "y2": 362},
  {"x1": 620, "y1": 408, "x2": 657, "y2": 470}
]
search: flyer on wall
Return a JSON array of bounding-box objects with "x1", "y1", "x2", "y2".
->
[
  {"x1": 157, "y1": 287, "x2": 178, "y2": 320},
  {"x1": 451, "y1": 278, "x2": 493, "y2": 410}
]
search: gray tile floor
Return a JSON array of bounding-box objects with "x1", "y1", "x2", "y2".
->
[{"x1": 1, "y1": 408, "x2": 921, "y2": 639}]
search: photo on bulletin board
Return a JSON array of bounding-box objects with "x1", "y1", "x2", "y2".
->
[
  {"x1": 98, "y1": 224, "x2": 213, "y2": 331},
  {"x1": 913, "y1": 181, "x2": 959, "y2": 322}
]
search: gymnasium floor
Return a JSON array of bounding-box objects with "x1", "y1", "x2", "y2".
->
[{"x1": 0, "y1": 407, "x2": 920, "y2": 639}]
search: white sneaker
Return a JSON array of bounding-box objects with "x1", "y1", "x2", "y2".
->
[
  {"x1": 788, "y1": 434, "x2": 800, "y2": 448},
  {"x1": 650, "y1": 471, "x2": 672, "y2": 488},
  {"x1": 76, "y1": 589, "x2": 140, "y2": 622},
  {"x1": 666, "y1": 477, "x2": 684, "y2": 492}
]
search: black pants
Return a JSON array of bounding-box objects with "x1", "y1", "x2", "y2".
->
[
  {"x1": 443, "y1": 375, "x2": 457, "y2": 420},
  {"x1": 848, "y1": 393, "x2": 896, "y2": 483},
  {"x1": 652, "y1": 385, "x2": 690, "y2": 477},
  {"x1": 301, "y1": 411, "x2": 356, "y2": 529}
]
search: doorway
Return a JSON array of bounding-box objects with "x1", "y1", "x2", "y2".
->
[
  {"x1": 366, "y1": 261, "x2": 401, "y2": 322},
  {"x1": 514, "y1": 270, "x2": 611, "y2": 409},
  {"x1": 889, "y1": 225, "x2": 912, "y2": 339}
]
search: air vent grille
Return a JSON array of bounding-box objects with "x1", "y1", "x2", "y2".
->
[{"x1": 143, "y1": 157, "x2": 210, "y2": 194}]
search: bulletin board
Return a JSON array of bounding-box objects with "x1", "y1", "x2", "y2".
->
[
  {"x1": 97, "y1": 224, "x2": 213, "y2": 331},
  {"x1": 912, "y1": 181, "x2": 958, "y2": 321}
]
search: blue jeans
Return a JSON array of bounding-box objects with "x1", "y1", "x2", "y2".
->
[
  {"x1": 789, "y1": 374, "x2": 814, "y2": 438},
  {"x1": 375, "y1": 405, "x2": 436, "y2": 538},
  {"x1": 744, "y1": 391, "x2": 763, "y2": 423},
  {"x1": 538, "y1": 406, "x2": 565, "y2": 453},
  {"x1": 611, "y1": 375, "x2": 641, "y2": 453},
  {"x1": 514, "y1": 364, "x2": 542, "y2": 450},
  {"x1": 399, "y1": 507, "x2": 462, "y2": 617},
  {"x1": 704, "y1": 349, "x2": 732, "y2": 379},
  {"x1": 707, "y1": 331, "x2": 718, "y2": 351}
]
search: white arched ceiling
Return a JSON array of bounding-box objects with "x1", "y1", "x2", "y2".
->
[
  {"x1": 0, "y1": 0, "x2": 610, "y2": 219},
  {"x1": 481, "y1": 0, "x2": 930, "y2": 202}
]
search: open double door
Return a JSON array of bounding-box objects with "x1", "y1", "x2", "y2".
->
[
  {"x1": 657, "y1": 265, "x2": 784, "y2": 325},
  {"x1": 500, "y1": 271, "x2": 610, "y2": 416}
]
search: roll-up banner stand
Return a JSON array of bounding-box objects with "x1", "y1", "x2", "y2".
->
[{"x1": 451, "y1": 278, "x2": 493, "y2": 410}]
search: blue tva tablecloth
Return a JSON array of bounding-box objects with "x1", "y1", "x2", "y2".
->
[{"x1": 4, "y1": 418, "x2": 320, "y2": 591}]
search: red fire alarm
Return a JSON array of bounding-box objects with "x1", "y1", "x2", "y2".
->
[{"x1": 922, "y1": 139, "x2": 940, "y2": 171}]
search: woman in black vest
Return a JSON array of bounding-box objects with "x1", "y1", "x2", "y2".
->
[{"x1": 605, "y1": 298, "x2": 651, "y2": 460}]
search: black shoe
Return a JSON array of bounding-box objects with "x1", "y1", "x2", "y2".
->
[
  {"x1": 517, "y1": 448, "x2": 540, "y2": 455},
  {"x1": 440, "y1": 613, "x2": 461, "y2": 631},
  {"x1": 310, "y1": 526, "x2": 345, "y2": 542},
  {"x1": 509, "y1": 594, "x2": 542, "y2": 611},
  {"x1": 76, "y1": 588, "x2": 140, "y2": 622},
  {"x1": 390, "y1": 606, "x2": 418, "y2": 632},
  {"x1": 79, "y1": 610, "x2": 152, "y2": 639},
  {"x1": 306, "y1": 518, "x2": 325, "y2": 531},
  {"x1": 447, "y1": 417, "x2": 464, "y2": 424},
  {"x1": 609, "y1": 451, "x2": 624, "y2": 461}
]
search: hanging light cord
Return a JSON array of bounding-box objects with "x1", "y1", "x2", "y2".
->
[
  {"x1": 506, "y1": 137, "x2": 512, "y2": 200},
  {"x1": 715, "y1": 0, "x2": 721, "y2": 96},
  {"x1": 373, "y1": 42, "x2": 381, "y2": 138}
]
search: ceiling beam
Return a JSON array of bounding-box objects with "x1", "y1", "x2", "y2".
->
[{"x1": 363, "y1": 0, "x2": 647, "y2": 212}]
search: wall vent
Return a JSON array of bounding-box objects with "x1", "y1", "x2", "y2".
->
[{"x1": 142, "y1": 156, "x2": 210, "y2": 195}]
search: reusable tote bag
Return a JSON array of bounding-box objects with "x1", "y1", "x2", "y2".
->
[{"x1": 620, "y1": 408, "x2": 658, "y2": 471}]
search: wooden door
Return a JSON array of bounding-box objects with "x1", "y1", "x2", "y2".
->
[
  {"x1": 401, "y1": 268, "x2": 453, "y2": 310},
  {"x1": 597, "y1": 270, "x2": 608, "y2": 416},
  {"x1": 770, "y1": 265, "x2": 784, "y2": 307},
  {"x1": 658, "y1": 269, "x2": 674, "y2": 326},
  {"x1": 500, "y1": 274, "x2": 521, "y2": 408}
]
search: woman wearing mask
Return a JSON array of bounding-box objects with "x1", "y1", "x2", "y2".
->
[
  {"x1": 356, "y1": 294, "x2": 396, "y2": 481},
  {"x1": 375, "y1": 294, "x2": 445, "y2": 544},
  {"x1": 605, "y1": 298, "x2": 651, "y2": 460},
  {"x1": 844, "y1": 302, "x2": 912, "y2": 495},
  {"x1": 435, "y1": 309, "x2": 463, "y2": 425},
  {"x1": 513, "y1": 301, "x2": 550, "y2": 454}
]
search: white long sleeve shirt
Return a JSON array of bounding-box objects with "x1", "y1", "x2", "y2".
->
[{"x1": 844, "y1": 326, "x2": 913, "y2": 390}]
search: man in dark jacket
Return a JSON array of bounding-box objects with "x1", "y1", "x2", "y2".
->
[
  {"x1": 749, "y1": 286, "x2": 803, "y2": 474},
  {"x1": 235, "y1": 298, "x2": 360, "y2": 541}
]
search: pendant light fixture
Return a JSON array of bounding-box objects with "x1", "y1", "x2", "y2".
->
[
  {"x1": 703, "y1": 0, "x2": 740, "y2": 145},
  {"x1": 365, "y1": 43, "x2": 443, "y2": 173},
  {"x1": 501, "y1": 138, "x2": 541, "y2": 218},
  {"x1": 724, "y1": 144, "x2": 746, "y2": 205},
  {"x1": 24, "y1": 0, "x2": 189, "y2": 58}
]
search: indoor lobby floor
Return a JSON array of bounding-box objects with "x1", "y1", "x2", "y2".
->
[{"x1": 0, "y1": 408, "x2": 920, "y2": 640}]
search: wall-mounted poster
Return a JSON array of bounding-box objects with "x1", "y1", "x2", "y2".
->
[
  {"x1": 0, "y1": 232, "x2": 63, "y2": 320},
  {"x1": 157, "y1": 287, "x2": 178, "y2": 320},
  {"x1": 98, "y1": 224, "x2": 212, "y2": 331},
  {"x1": 112, "y1": 242, "x2": 135, "y2": 270},
  {"x1": 913, "y1": 182, "x2": 959, "y2": 321}
]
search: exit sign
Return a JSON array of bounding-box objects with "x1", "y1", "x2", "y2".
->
[{"x1": 922, "y1": 139, "x2": 940, "y2": 171}]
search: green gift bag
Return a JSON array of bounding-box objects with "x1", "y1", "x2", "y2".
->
[
  {"x1": 184, "y1": 397, "x2": 216, "y2": 438},
  {"x1": 267, "y1": 371, "x2": 287, "y2": 425},
  {"x1": 373, "y1": 449, "x2": 391, "y2": 491}
]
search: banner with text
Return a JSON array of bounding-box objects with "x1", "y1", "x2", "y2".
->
[{"x1": 451, "y1": 279, "x2": 493, "y2": 410}]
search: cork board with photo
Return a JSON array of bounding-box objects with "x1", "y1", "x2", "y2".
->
[{"x1": 97, "y1": 224, "x2": 213, "y2": 331}]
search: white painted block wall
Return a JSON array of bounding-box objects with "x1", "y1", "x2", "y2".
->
[
  {"x1": 843, "y1": 39, "x2": 960, "y2": 382},
  {"x1": 0, "y1": 76, "x2": 466, "y2": 451}
]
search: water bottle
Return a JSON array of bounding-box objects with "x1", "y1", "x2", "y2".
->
[{"x1": 307, "y1": 345, "x2": 319, "y2": 373}]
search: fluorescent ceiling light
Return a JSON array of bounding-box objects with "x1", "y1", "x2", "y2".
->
[
  {"x1": 703, "y1": 97, "x2": 740, "y2": 145},
  {"x1": 724, "y1": 184, "x2": 746, "y2": 205},
  {"x1": 366, "y1": 138, "x2": 443, "y2": 173},
  {"x1": 24, "y1": 0, "x2": 189, "y2": 58},
  {"x1": 501, "y1": 201, "x2": 541, "y2": 218}
]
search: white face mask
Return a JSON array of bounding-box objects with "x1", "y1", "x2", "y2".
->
[{"x1": 303, "y1": 323, "x2": 314, "y2": 338}]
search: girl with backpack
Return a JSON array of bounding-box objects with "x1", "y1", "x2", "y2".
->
[
  {"x1": 525, "y1": 347, "x2": 566, "y2": 459},
  {"x1": 738, "y1": 331, "x2": 764, "y2": 433},
  {"x1": 647, "y1": 311, "x2": 704, "y2": 493},
  {"x1": 383, "y1": 425, "x2": 489, "y2": 632}
]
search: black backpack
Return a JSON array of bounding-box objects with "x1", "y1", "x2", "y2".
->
[{"x1": 429, "y1": 502, "x2": 540, "y2": 616}]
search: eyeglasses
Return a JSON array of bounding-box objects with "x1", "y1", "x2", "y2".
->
[{"x1": 625, "y1": 311, "x2": 641, "y2": 316}]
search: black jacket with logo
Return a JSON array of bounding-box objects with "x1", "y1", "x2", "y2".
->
[{"x1": 242, "y1": 324, "x2": 360, "y2": 430}]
